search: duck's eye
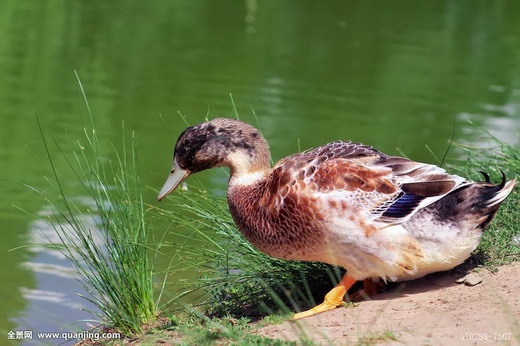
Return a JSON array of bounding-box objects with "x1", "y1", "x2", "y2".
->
[{"x1": 183, "y1": 138, "x2": 191, "y2": 145}]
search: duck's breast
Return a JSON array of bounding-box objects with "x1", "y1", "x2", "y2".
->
[{"x1": 227, "y1": 181, "x2": 326, "y2": 261}]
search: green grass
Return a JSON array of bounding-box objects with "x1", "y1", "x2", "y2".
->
[
  {"x1": 98, "y1": 312, "x2": 299, "y2": 345},
  {"x1": 166, "y1": 313, "x2": 297, "y2": 345},
  {"x1": 34, "y1": 74, "x2": 158, "y2": 336},
  {"x1": 357, "y1": 329, "x2": 399, "y2": 345},
  {"x1": 48, "y1": 128, "x2": 156, "y2": 335}
]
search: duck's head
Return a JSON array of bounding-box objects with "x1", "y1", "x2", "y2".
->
[{"x1": 158, "y1": 118, "x2": 270, "y2": 201}]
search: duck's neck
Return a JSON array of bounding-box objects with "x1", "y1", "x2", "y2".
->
[{"x1": 225, "y1": 146, "x2": 271, "y2": 187}]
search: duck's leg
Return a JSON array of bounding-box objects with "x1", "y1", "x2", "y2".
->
[
  {"x1": 348, "y1": 278, "x2": 384, "y2": 301},
  {"x1": 292, "y1": 274, "x2": 356, "y2": 320}
]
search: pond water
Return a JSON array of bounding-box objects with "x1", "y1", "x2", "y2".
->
[{"x1": 1, "y1": 0, "x2": 519, "y2": 343}]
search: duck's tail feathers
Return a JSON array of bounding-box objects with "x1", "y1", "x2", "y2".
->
[
  {"x1": 474, "y1": 171, "x2": 516, "y2": 230},
  {"x1": 484, "y1": 172, "x2": 516, "y2": 208}
]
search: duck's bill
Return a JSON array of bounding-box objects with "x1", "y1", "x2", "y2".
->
[{"x1": 157, "y1": 160, "x2": 190, "y2": 201}]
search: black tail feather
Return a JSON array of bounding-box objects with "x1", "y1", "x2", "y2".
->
[
  {"x1": 498, "y1": 169, "x2": 506, "y2": 189},
  {"x1": 477, "y1": 170, "x2": 506, "y2": 187},
  {"x1": 478, "y1": 171, "x2": 491, "y2": 183},
  {"x1": 474, "y1": 170, "x2": 512, "y2": 230}
]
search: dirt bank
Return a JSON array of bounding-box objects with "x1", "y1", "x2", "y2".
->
[{"x1": 256, "y1": 263, "x2": 520, "y2": 345}]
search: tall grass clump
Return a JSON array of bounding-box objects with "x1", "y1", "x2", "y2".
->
[
  {"x1": 37, "y1": 76, "x2": 157, "y2": 335},
  {"x1": 156, "y1": 184, "x2": 343, "y2": 319},
  {"x1": 41, "y1": 123, "x2": 156, "y2": 335}
]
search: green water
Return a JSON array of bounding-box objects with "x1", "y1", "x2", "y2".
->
[{"x1": 1, "y1": 0, "x2": 519, "y2": 341}]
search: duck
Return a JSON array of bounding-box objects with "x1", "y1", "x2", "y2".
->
[{"x1": 157, "y1": 117, "x2": 516, "y2": 320}]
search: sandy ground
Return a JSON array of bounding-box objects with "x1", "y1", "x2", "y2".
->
[{"x1": 256, "y1": 263, "x2": 520, "y2": 345}]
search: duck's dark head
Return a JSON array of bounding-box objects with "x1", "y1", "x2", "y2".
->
[{"x1": 158, "y1": 118, "x2": 270, "y2": 201}]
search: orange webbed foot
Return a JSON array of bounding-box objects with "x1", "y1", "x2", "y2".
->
[{"x1": 292, "y1": 275, "x2": 356, "y2": 320}]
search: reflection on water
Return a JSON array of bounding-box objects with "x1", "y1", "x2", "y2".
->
[
  {"x1": 21, "y1": 263, "x2": 75, "y2": 279},
  {"x1": 11, "y1": 211, "x2": 99, "y2": 345},
  {"x1": 458, "y1": 84, "x2": 520, "y2": 144},
  {"x1": 20, "y1": 288, "x2": 82, "y2": 310},
  {"x1": 1, "y1": 0, "x2": 520, "y2": 339}
]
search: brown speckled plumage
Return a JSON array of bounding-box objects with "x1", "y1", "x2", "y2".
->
[
  {"x1": 159, "y1": 118, "x2": 517, "y2": 282},
  {"x1": 228, "y1": 181, "x2": 326, "y2": 260}
]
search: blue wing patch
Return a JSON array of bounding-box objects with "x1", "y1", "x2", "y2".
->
[{"x1": 382, "y1": 193, "x2": 425, "y2": 218}]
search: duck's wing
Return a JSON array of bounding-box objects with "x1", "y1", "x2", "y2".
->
[
  {"x1": 370, "y1": 155, "x2": 468, "y2": 224},
  {"x1": 261, "y1": 141, "x2": 468, "y2": 224}
]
